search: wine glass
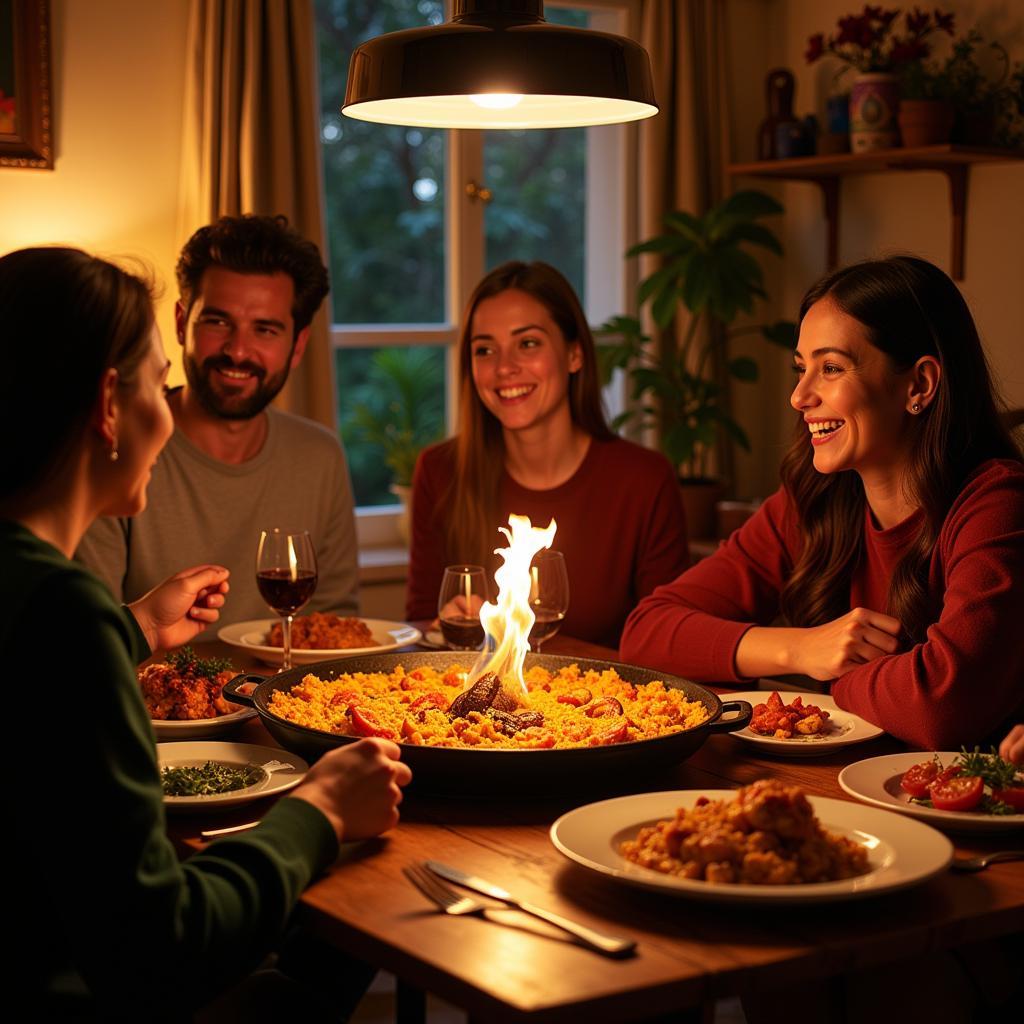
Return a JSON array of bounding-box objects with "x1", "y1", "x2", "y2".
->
[
  {"x1": 256, "y1": 529, "x2": 318, "y2": 670},
  {"x1": 528, "y1": 549, "x2": 569, "y2": 652},
  {"x1": 437, "y1": 565, "x2": 488, "y2": 650}
]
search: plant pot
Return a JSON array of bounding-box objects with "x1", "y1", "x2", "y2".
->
[
  {"x1": 953, "y1": 108, "x2": 996, "y2": 147},
  {"x1": 679, "y1": 479, "x2": 726, "y2": 542},
  {"x1": 898, "y1": 99, "x2": 953, "y2": 147},
  {"x1": 390, "y1": 483, "x2": 412, "y2": 546},
  {"x1": 849, "y1": 72, "x2": 900, "y2": 152}
]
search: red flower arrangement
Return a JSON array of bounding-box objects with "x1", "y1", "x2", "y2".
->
[{"x1": 806, "y1": 5, "x2": 955, "y2": 74}]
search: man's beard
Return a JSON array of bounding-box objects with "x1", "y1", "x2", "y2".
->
[{"x1": 183, "y1": 351, "x2": 292, "y2": 420}]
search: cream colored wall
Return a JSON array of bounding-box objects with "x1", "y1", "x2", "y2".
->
[
  {"x1": 1, "y1": 0, "x2": 190, "y2": 383},
  {"x1": 727, "y1": 0, "x2": 1024, "y2": 500}
]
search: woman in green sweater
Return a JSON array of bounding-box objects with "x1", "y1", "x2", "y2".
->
[{"x1": 0, "y1": 247, "x2": 411, "y2": 1019}]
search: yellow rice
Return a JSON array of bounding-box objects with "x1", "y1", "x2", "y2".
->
[{"x1": 268, "y1": 662, "x2": 710, "y2": 750}]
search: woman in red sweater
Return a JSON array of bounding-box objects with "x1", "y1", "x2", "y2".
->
[
  {"x1": 621, "y1": 255, "x2": 1024, "y2": 749},
  {"x1": 406, "y1": 261, "x2": 689, "y2": 648}
]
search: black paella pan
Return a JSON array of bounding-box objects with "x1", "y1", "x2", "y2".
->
[{"x1": 223, "y1": 651, "x2": 751, "y2": 795}]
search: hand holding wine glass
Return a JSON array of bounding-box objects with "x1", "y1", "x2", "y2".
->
[
  {"x1": 437, "y1": 565, "x2": 487, "y2": 650},
  {"x1": 256, "y1": 529, "x2": 317, "y2": 670},
  {"x1": 529, "y1": 549, "x2": 569, "y2": 652}
]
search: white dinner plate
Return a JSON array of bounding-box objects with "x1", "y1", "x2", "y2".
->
[
  {"x1": 724, "y1": 691, "x2": 884, "y2": 756},
  {"x1": 217, "y1": 617, "x2": 422, "y2": 667},
  {"x1": 151, "y1": 704, "x2": 256, "y2": 741},
  {"x1": 157, "y1": 741, "x2": 308, "y2": 812},
  {"x1": 550, "y1": 790, "x2": 952, "y2": 904},
  {"x1": 839, "y1": 752, "x2": 1024, "y2": 833}
]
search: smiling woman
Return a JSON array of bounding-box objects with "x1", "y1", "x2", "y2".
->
[
  {"x1": 406, "y1": 260, "x2": 690, "y2": 648},
  {"x1": 621, "y1": 255, "x2": 1024, "y2": 751}
]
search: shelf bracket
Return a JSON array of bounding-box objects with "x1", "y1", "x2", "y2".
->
[
  {"x1": 815, "y1": 176, "x2": 840, "y2": 270},
  {"x1": 942, "y1": 164, "x2": 968, "y2": 280}
]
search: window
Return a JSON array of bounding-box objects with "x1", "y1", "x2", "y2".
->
[{"x1": 315, "y1": 0, "x2": 638, "y2": 536}]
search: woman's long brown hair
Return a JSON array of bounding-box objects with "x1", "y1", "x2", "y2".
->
[
  {"x1": 779, "y1": 256, "x2": 1021, "y2": 644},
  {"x1": 444, "y1": 261, "x2": 614, "y2": 570}
]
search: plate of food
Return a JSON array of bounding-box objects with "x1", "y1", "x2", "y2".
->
[
  {"x1": 550, "y1": 781, "x2": 952, "y2": 904},
  {"x1": 157, "y1": 741, "x2": 308, "y2": 812},
  {"x1": 839, "y1": 750, "x2": 1024, "y2": 833},
  {"x1": 724, "y1": 690, "x2": 883, "y2": 756},
  {"x1": 218, "y1": 613, "x2": 422, "y2": 667},
  {"x1": 140, "y1": 647, "x2": 256, "y2": 740}
]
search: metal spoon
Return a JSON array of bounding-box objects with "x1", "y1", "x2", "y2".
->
[{"x1": 951, "y1": 850, "x2": 1024, "y2": 872}]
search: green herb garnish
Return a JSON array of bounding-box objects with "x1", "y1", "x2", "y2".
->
[
  {"x1": 160, "y1": 761, "x2": 264, "y2": 797},
  {"x1": 953, "y1": 746, "x2": 1021, "y2": 791},
  {"x1": 165, "y1": 646, "x2": 231, "y2": 679}
]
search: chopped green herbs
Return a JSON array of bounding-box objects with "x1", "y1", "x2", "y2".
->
[
  {"x1": 165, "y1": 646, "x2": 232, "y2": 679},
  {"x1": 953, "y1": 747, "x2": 1021, "y2": 791},
  {"x1": 161, "y1": 761, "x2": 265, "y2": 797}
]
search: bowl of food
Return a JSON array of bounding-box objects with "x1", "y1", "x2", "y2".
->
[{"x1": 221, "y1": 652, "x2": 751, "y2": 795}]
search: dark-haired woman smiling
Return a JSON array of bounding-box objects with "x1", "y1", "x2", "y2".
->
[{"x1": 621, "y1": 255, "x2": 1024, "y2": 750}]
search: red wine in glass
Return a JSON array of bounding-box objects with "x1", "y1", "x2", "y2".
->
[
  {"x1": 440, "y1": 616, "x2": 486, "y2": 649},
  {"x1": 256, "y1": 568, "x2": 318, "y2": 616},
  {"x1": 256, "y1": 529, "x2": 317, "y2": 670},
  {"x1": 528, "y1": 611, "x2": 565, "y2": 648}
]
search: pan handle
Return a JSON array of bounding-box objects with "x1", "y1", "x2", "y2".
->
[
  {"x1": 706, "y1": 699, "x2": 752, "y2": 734},
  {"x1": 221, "y1": 673, "x2": 267, "y2": 708}
]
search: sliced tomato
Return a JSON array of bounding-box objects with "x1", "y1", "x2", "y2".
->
[
  {"x1": 929, "y1": 773, "x2": 984, "y2": 812},
  {"x1": 348, "y1": 705, "x2": 396, "y2": 740},
  {"x1": 991, "y1": 785, "x2": 1024, "y2": 812},
  {"x1": 899, "y1": 760, "x2": 941, "y2": 798}
]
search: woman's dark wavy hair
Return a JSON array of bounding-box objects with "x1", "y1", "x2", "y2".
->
[
  {"x1": 446, "y1": 261, "x2": 613, "y2": 569},
  {"x1": 779, "y1": 255, "x2": 1021, "y2": 644},
  {"x1": 0, "y1": 247, "x2": 154, "y2": 499}
]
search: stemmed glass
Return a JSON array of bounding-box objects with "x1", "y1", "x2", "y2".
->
[
  {"x1": 437, "y1": 565, "x2": 488, "y2": 650},
  {"x1": 256, "y1": 529, "x2": 317, "y2": 670},
  {"x1": 528, "y1": 549, "x2": 569, "y2": 652}
]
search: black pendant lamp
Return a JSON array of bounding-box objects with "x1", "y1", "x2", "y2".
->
[{"x1": 342, "y1": 0, "x2": 658, "y2": 130}]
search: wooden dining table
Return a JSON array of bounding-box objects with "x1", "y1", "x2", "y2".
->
[{"x1": 169, "y1": 632, "x2": 1024, "y2": 1023}]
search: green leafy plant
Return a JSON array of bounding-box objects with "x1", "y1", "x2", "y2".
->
[
  {"x1": 597, "y1": 190, "x2": 796, "y2": 479},
  {"x1": 342, "y1": 347, "x2": 445, "y2": 489},
  {"x1": 941, "y1": 31, "x2": 1024, "y2": 146}
]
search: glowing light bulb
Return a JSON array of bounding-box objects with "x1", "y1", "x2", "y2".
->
[{"x1": 469, "y1": 93, "x2": 524, "y2": 110}]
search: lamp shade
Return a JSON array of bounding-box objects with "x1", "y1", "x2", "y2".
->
[{"x1": 342, "y1": 0, "x2": 658, "y2": 130}]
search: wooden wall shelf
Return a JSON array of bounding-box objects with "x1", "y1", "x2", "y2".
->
[{"x1": 728, "y1": 145, "x2": 1024, "y2": 280}]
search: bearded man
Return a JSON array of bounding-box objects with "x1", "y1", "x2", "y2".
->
[{"x1": 77, "y1": 215, "x2": 358, "y2": 631}]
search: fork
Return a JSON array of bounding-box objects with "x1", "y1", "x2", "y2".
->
[
  {"x1": 402, "y1": 864, "x2": 635, "y2": 957},
  {"x1": 951, "y1": 850, "x2": 1024, "y2": 872}
]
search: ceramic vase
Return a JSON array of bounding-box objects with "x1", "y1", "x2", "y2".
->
[
  {"x1": 849, "y1": 72, "x2": 900, "y2": 152},
  {"x1": 390, "y1": 483, "x2": 412, "y2": 545}
]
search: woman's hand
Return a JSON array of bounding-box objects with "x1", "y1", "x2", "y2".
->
[
  {"x1": 736, "y1": 607, "x2": 902, "y2": 681},
  {"x1": 291, "y1": 737, "x2": 412, "y2": 842},
  {"x1": 128, "y1": 565, "x2": 230, "y2": 652},
  {"x1": 999, "y1": 724, "x2": 1024, "y2": 766}
]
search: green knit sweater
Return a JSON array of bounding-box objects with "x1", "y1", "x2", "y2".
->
[{"x1": 2, "y1": 520, "x2": 338, "y2": 1018}]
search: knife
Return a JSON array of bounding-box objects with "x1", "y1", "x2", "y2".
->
[{"x1": 425, "y1": 860, "x2": 636, "y2": 957}]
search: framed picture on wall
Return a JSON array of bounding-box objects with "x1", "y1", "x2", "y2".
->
[{"x1": 0, "y1": 0, "x2": 52, "y2": 169}]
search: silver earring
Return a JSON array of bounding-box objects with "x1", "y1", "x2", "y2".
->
[
  {"x1": 912, "y1": 402, "x2": 921, "y2": 413},
  {"x1": 109, "y1": 439, "x2": 119, "y2": 462}
]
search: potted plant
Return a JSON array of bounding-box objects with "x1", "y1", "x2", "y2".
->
[
  {"x1": 898, "y1": 53, "x2": 955, "y2": 146},
  {"x1": 942, "y1": 31, "x2": 1024, "y2": 147},
  {"x1": 342, "y1": 347, "x2": 444, "y2": 542},
  {"x1": 806, "y1": 5, "x2": 956, "y2": 152},
  {"x1": 596, "y1": 190, "x2": 796, "y2": 539}
]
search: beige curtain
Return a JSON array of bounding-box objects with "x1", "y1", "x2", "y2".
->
[
  {"x1": 178, "y1": 0, "x2": 335, "y2": 427},
  {"x1": 638, "y1": 0, "x2": 734, "y2": 479}
]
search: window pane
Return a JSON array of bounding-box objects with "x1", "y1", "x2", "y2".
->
[
  {"x1": 482, "y1": 7, "x2": 588, "y2": 301},
  {"x1": 335, "y1": 346, "x2": 448, "y2": 508},
  {"x1": 316, "y1": 0, "x2": 447, "y2": 324}
]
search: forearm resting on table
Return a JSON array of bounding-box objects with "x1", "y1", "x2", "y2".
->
[{"x1": 734, "y1": 626, "x2": 809, "y2": 679}]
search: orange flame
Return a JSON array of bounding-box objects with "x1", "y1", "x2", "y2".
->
[{"x1": 469, "y1": 514, "x2": 557, "y2": 703}]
